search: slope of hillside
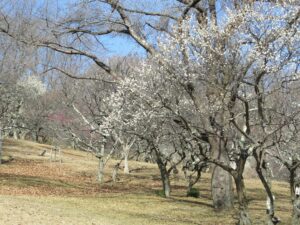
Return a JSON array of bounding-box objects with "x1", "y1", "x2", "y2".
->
[{"x1": 0, "y1": 139, "x2": 292, "y2": 225}]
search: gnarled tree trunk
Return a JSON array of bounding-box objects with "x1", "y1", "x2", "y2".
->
[
  {"x1": 253, "y1": 150, "x2": 278, "y2": 225},
  {"x1": 160, "y1": 168, "x2": 171, "y2": 198},
  {"x1": 211, "y1": 165, "x2": 233, "y2": 210},
  {"x1": 234, "y1": 148, "x2": 252, "y2": 225},
  {"x1": 210, "y1": 137, "x2": 234, "y2": 210},
  {"x1": 155, "y1": 151, "x2": 171, "y2": 198},
  {"x1": 291, "y1": 166, "x2": 300, "y2": 225},
  {"x1": 292, "y1": 197, "x2": 300, "y2": 225},
  {"x1": 184, "y1": 168, "x2": 202, "y2": 196},
  {"x1": 234, "y1": 175, "x2": 251, "y2": 225}
]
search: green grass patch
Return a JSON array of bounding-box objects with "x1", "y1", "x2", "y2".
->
[{"x1": 154, "y1": 189, "x2": 166, "y2": 198}]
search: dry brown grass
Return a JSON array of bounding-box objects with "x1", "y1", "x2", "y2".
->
[{"x1": 0, "y1": 138, "x2": 293, "y2": 225}]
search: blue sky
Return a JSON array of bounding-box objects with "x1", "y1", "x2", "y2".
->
[
  {"x1": 33, "y1": 0, "x2": 230, "y2": 58},
  {"x1": 35, "y1": 0, "x2": 146, "y2": 57},
  {"x1": 99, "y1": 35, "x2": 146, "y2": 57}
]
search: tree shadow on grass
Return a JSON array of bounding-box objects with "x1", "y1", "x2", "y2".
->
[
  {"x1": 168, "y1": 197, "x2": 214, "y2": 208},
  {"x1": 0, "y1": 173, "x2": 82, "y2": 189}
]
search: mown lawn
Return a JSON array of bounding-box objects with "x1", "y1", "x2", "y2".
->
[{"x1": 0, "y1": 139, "x2": 293, "y2": 225}]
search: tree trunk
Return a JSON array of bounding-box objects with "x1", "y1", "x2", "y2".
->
[
  {"x1": 254, "y1": 160, "x2": 276, "y2": 223},
  {"x1": 98, "y1": 157, "x2": 104, "y2": 183},
  {"x1": 10, "y1": 118, "x2": 18, "y2": 140},
  {"x1": 187, "y1": 179, "x2": 193, "y2": 194},
  {"x1": 238, "y1": 209, "x2": 252, "y2": 225},
  {"x1": 112, "y1": 163, "x2": 120, "y2": 183},
  {"x1": 156, "y1": 158, "x2": 171, "y2": 198},
  {"x1": 159, "y1": 165, "x2": 171, "y2": 198},
  {"x1": 235, "y1": 176, "x2": 252, "y2": 225},
  {"x1": 290, "y1": 167, "x2": 296, "y2": 199},
  {"x1": 292, "y1": 197, "x2": 300, "y2": 225},
  {"x1": 161, "y1": 170, "x2": 171, "y2": 198},
  {"x1": 236, "y1": 177, "x2": 247, "y2": 204},
  {"x1": 258, "y1": 169, "x2": 275, "y2": 223},
  {"x1": 291, "y1": 167, "x2": 300, "y2": 225},
  {"x1": 153, "y1": 147, "x2": 171, "y2": 198},
  {"x1": 97, "y1": 142, "x2": 105, "y2": 183},
  {"x1": 211, "y1": 163, "x2": 233, "y2": 210},
  {"x1": 186, "y1": 170, "x2": 201, "y2": 196},
  {"x1": 35, "y1": 131, "x2": 39, "y2": 142},
  {"x1": 210, "y1": 137, "x2": 234, "y2": 210},
  {"x1": 0, "y1": 128, "x2": 2, "y2": 165},
  {"x1": 13, "y1": 130, "x2": 18, "y2": 139},
  {"x1": 19, "y1": 131, "x2": 27, "y2": 140},
  {"x1": 234, "y1": 145, "x2": 252, "y2": 224},
  {"x1": 124, "y1": 151, "x2": 129, "y2": 174}
]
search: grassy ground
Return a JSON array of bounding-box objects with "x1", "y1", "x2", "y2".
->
[{"x1": 0, "y1": 139, "x2": 293, "y2": 225}]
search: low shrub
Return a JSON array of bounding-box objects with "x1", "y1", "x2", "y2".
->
[{"x1": 187, "y1": 188, "x2": 200, "y2": 198}]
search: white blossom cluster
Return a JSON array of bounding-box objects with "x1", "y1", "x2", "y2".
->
[
  {"x1": 18, "y1": 75, "x2": 46, "y2": 96},
  {"x1": 105, "y1": 2, "x2": 299, "y2": 168}
]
